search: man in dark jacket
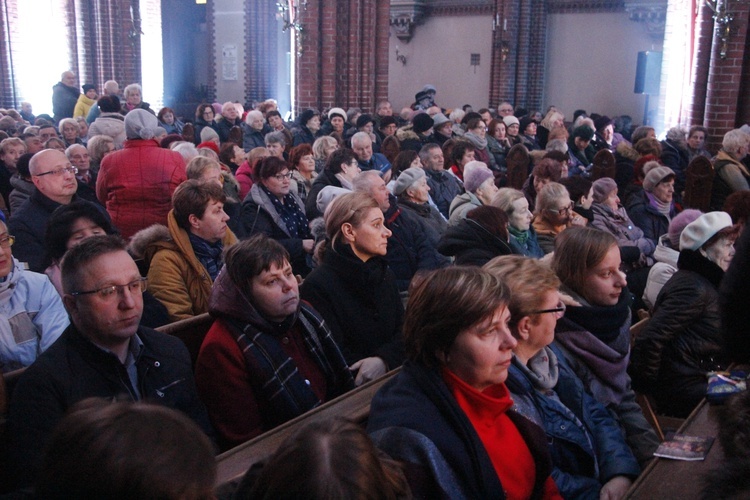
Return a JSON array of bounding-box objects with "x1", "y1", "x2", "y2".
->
[
  {"x1": 354, "y1": 171, "x2": 449, "y2": 290},
  {"x1": 5, "y1": 235, "x2": 213, "y2": 488},
  {"x1": 52, "y1": 71, "x2": 80, "y2": 123},
  {"x1": 9, "y1": 149, "x2": 106, "y2": 272},
  {"x1": 419, "y1": 143, "x2": 463, "y2": 218}
]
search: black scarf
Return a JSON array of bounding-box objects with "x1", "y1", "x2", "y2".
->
[
  {"x1": 677, "y1": 249, "x2": 725, "y2": 288},
  {"x1": 564, "y1": 288, "x2": 633, "y2": 343}
]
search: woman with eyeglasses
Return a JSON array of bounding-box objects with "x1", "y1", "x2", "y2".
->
[
  {"x1": 193, "y1": 103, "x2": 219, "y2": 146},
  {"x1": 0, "y1": 219, "x2": 69, "y2": 373},
  {"x1": 532, "y1": 182, "x2": 585, "y2": 255},
  {"x1": 486, "y1": 255, "x2": 639, "y2": 500},
  {"x1": 241, "y1": 156, "x2": 314, "y2": 276},
  {"x1": 551, "y1": 226, "x2": 660, "y2": 467}
]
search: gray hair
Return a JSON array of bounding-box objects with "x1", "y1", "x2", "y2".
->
[
  {"x1": 265, "y1": 130, "x2": 287, "y2": 146},
  {"x1": 535, "y1": 182, "x2": 569, "y2": 215},
  {"x1": 491, "y1": 187, "x2": 526, "y2": 215},
  {"x1": 123, "y1": 83, "x2": 142, "y2": 98},
  {"x1": 545, "y1": 139, "x2": 568, "y2": 154},
  {"x1": 351, "y1": 131, "x2": 371, "y2": 148},
  {"x1": 722, "y1": 129, "x2": 750, "y2": 155},
  {"x1": 352, "y1": 170, "x2": 381, "y2": 194},
  {"x1": 666, "y1": 126, "x2": 687, "y2": 143},
  {"x1": 245, "y1": 110, "x2": 264, "y2": 125},
  {"x1": 65, "y1": 143, "x2": 86, "y2": 158}
]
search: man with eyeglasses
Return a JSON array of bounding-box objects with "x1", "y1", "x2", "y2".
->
[
  {"x1": 5, "y1": 235, "x2": 213, "y2": 488},
  {"x1": 9, "y1": 149, "x2": 110, "y2": 272}
]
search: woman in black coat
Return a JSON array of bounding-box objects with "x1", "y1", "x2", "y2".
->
[
  {"x1": 630, "y1": 211, "x2": 738, "y2": 417},
  {"x1": 300, "y1": 192, "x2": 404, "y2": 386},
  {"x1": 438, "y1": 205, "x2": 514, "y2": 266}
]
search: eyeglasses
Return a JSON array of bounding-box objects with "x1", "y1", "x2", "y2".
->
[
  {"x1": 548, "y1": 203, "x2": 572, "y2": 215},
  {"x1": 34, "y1": 166, "x2": 78, "y2": 178},
  {"x1": 70, "y1": 277, "x2": 148, "y2": 300},
  {"x1": 273, "y1": 172, "x2": 293, "y2": 181},
  {"x1": 0, "y1": 235, "x2": 14, "y2": 248},
  {"x1": 529, "y1": 301, "x2": 566, "y2": 319}
]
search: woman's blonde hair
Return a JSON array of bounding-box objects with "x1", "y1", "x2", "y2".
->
[{"x1": 185, "y1": 156, "x2": 221, "y2": 180}]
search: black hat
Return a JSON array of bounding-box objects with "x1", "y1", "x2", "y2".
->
[
  {"x1": 594, "y1": 115, "x2": 613, "y2": 132},
  {"x1": 356, "y1": 114, "x2": 374, "y2": 129},
  {"x1": 415, "y1": 90, "x2": 431, "y2": 103},
  {"x1": 378, "y1": 116, "x2": 397, "y2": 129},
  {"x1": 519, "y1": 116, "x2": 538, "y2": 134},
  {"x1": 82, "y1": 84, "x2": 96, "y2": 93},
  {"x1": 412, "y1": 113, "x2": 434, "y2": 134},
  {"x1": 298, "y1": 108, "x2": 319, "y2": 126}
]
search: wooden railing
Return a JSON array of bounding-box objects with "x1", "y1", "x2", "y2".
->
[{"x1": 214, "y1": 368, "x2": 399, "y2": 492}]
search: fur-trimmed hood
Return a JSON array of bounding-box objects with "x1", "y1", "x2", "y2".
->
[
  {"x1": 395, "y1": 125, "x2": 420, "y2": 142},
  {"x1": 616, "y1": 141, "x2": 639, "y2": 161},
  {"x1": 128, "y1": 224, "x2": 171, "y2": 261}
]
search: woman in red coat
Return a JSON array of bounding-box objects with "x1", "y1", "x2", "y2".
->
[{"x1": 96, "y1": 108, "x2": 186, "y2": 239}]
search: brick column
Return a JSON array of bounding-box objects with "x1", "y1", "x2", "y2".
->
[
  {"x1": 0, "y1": 0, "x2": 18, "y2": 108},
  {"x1": 688, "y1": 2, "x2": 713, "y2": 127},
  {"x1": 296, "y1": 0, "x2": 388, "y2": 114},
  {"x1": 703, "y1": 0, "x2": 749, "y2": 151}
]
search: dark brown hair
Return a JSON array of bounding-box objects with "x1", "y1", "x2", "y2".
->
[
  {"x1": 254, "y1": 156, "x2": 289, "y2": 182},
  {"x1": 223, "y1": 235, "x2": 290, "y2": 298},
  {"x1": 36, "y1": 398, "x2": 215, "y2": 500},
  {"x1": 244, "y1": 418, "x2": 410, "y2": 500},
  {"x1": 404, "y1": 267, "x2": 510, "y2": 368},
  {"x1": 172, "y1": 179, "x2": 226, "y2": 231}
]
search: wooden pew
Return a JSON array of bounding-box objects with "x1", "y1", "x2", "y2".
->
[
  {"x1": 625, "y1": 399, "x2": 720, "y2": 499},
  {"x1": 214, "y1": 368, "x2": 399, "y2": 492},
  {"x1": 156, "y1": 313, "x2": 214, "y2": 368}
]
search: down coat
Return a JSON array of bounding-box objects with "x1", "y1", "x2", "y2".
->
[
  {"x1": 630, "y1": 249, "x2": 729, "y2": 417},
  {"x1": 96, "y1": 139, "x2": 187, "y2": 240}
]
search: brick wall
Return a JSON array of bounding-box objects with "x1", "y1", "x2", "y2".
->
[
  {"x1": 0, "y1": 0, "x2": 18, "y2": 108},
  {"x1": 703, "y1": 0, "x2": 749, "y2": 150},
  {"x1": 489, "y1": 0, "x2": 546, "y2": 112},
  {"x1": 296, "y1": 0, "x2": 389, "y2": 114}
]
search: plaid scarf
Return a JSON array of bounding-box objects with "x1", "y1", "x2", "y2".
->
[{"x1": 223, "y1": 303, "x2": 354, "y2": 427}]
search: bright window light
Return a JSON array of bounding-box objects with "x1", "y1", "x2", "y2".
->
[
  {"x1": 140, "y1": 0, "x2": 164, "y2": 110},
  {"x1": 15, "y1": 0, "x2": 71, "y2": 116}
]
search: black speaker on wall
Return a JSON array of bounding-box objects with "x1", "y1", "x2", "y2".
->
[{"x1": 634, "y1": 51, "x2": 662, "y2": 95}]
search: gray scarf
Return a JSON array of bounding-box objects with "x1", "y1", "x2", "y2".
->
[{"x1": 464, "y1": 131, "x2": 488, "y2": 150}]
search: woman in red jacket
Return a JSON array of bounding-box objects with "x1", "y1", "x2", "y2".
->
[{"x1": 96, "y1": 109, "x2": 186, "y2": 240}]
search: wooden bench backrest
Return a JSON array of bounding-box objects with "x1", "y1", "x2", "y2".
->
[
  {"x1": 214, "y1": 368, "x2": 399, "y2": 491},
  {"x1": 156, "y1": 313, "x2": 214, "y2": 367}
]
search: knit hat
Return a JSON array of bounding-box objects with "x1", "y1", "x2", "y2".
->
[
  {"x1": 199, "y1": 126, "x2": 220, "y2": 143},
  {"x1": 82, "y1": 84, "x2": 96, "y2": 94},
  {"x1": 393, "y1": 167, "x2": 426, "y2": 196},
  {"x1": 317, "y1": 186, "x2": 351, "y2": 215},
  {"x1": 592, "y1": 177, "x2": 618, "y2": 204},
  {"x1": 197, "y1": 141, "x2": 220, "y2": 155},
  {"x1": 298, "y1": 109, "x2": 319, "y2": 127},
  {"x1": 680, "y1": 211, "x2": 733, "y2": 251},
  {"x1": 378, "y1": 116, "x2": 397, "y2": 129},
  {"x1": 519, "y1": 116, "x2": 537, "y2": 134},
  {"x1": 328, "y1": 107, "x2": 346, "y2": 122},
  {"x1": 642, "y1": 164, "x2": 675, "y2": 192},
  {"x1": 421, "y1": 84, "x2": 437, "y2": 94},
  {"x1": 668, "y1": 209, "x2": 703, "y2": 248},
  {"x1": 432, "y1": 112, "x2": 450, "y2": 128},
  {"x1": 124, "y1": 109, "x2": 158, "y2": 140},
  {"x1": 463, "y1": 161, "x2": 494, "y2": 193},
  {"x1": 503, "y1": 115, "x2": 520, "y2": 128},
  {"x1": 594, "y1": 115, "x2": 613, "y2": 132},
  {"x1": 412, "y1": 113, "x2": 434, "y2": 134},
  {"x1": 356, "y1": 114, "x2": 374, "y2": 129}
]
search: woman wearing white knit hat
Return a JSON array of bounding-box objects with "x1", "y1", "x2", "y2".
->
[{"x1": 630, "y1": 211, "x2": 739, "y2": 417}]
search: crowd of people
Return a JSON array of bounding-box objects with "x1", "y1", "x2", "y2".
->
[{"x1": 0, "y1": 71, "x2": 749, "y2": 498}]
